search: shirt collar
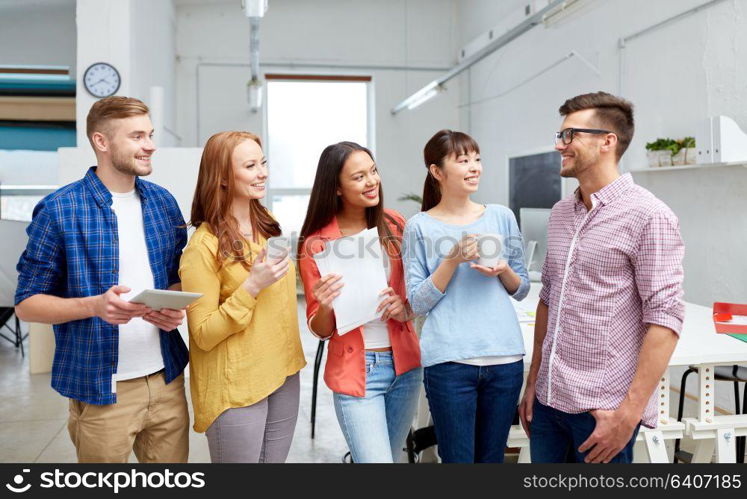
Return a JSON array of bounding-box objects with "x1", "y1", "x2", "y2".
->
[
  {"x1": 574, "y1": 173, "x2": 634, "y2": 208},
  {"x1": 83, "y1": 166, "x2": 148, "y2": 207}
]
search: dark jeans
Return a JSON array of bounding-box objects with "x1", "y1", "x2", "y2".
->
[
  {"x1": 423, "y1": 360, "x2": 523, "y2": 463},
  {"x1": 529, "y1": 397, "x2": 640, "y2": 463}
]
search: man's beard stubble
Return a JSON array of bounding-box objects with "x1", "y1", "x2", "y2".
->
[
  {"x1": 559, "y1": 149, "x2": 596, "y2": 179},
  {"x1": 111, "y1": 147, "x2": 152, "y2": 177}
]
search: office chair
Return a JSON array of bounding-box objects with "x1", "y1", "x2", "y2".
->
[
  {"x1": 0, "y1": 307, "x2": 27, "y2": 357},
  {"x1": 310, "y1": 339, "x2": 325, "y2": 439},
  {"x1": 406, "y1": 426, "x2": 437, "y2": 463}
]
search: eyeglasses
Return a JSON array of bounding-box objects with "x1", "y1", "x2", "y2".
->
[{"x1": 554, "y1": 127, "x2": 614, "y2": 145}]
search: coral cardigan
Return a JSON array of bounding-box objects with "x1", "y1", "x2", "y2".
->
[{"x1": 298, "y1": 209, "x2": 421, "y2": 397}]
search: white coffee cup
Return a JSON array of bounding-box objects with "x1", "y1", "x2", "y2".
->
[
  {"x1": 476, "y1": 233, "x2": 504, "y2": 268},
  {"x1": 266, "y1": 236, "x2": 291, "y2": 261}
]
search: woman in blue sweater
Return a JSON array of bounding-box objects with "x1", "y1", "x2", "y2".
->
[{"x1": 403, "y1": 129, "x2": 530, "y2": 463}]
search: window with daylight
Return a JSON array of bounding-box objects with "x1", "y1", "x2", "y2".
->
[{"x1": 265, "y1": 75, "x2": 372, "y2": 240}]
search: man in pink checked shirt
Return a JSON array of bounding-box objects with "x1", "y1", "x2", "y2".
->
[{"x1": 518, "y1": 92, "x2": 685, "y2": 464}]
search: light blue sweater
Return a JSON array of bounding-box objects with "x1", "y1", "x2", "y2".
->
[{"x1": 403, "y1": 204, "x2": 530, "y2": 368}]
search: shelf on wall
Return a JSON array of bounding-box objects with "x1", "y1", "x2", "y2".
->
[{"x1": 627, "y1": 161, "x2": 747, "y2": 173}]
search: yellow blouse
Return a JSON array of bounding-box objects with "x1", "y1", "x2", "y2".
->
[{"x1": 179, "y1": 224, "x2": 306, "y2": 433}]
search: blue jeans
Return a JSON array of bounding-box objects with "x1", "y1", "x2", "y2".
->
[
  {"x1": 333, "y1": 352, "x2": 422, "y2": 463},
  {"x1": 423, "y1": 360, "x2": 524, "y2": 463},
  {"x1": 529, "y1": 397, "x2": 641, "y2": 463}
]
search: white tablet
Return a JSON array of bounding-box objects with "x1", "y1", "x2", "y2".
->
[{"x1": 129, "y1": 289, "x2": 202, "y2": 311}]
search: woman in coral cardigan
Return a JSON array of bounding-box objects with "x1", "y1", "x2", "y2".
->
[
  {"x1": 298, "y1": 141, "x2": 421, "y2": 463},
  {"x1": 179, "y1": 131, "x2": 305, "y2": 463}
]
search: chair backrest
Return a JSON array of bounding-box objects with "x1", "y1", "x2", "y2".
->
[{"x1": 0, "y1": 307, "x2": 13, "y2": 325}]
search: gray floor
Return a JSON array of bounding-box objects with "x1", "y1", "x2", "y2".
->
[{"x1": 0, "y1": 304, "x2": 739, "y2": 463}]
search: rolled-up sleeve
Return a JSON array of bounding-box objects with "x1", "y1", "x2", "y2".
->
[
  {"x1": 402, "y1": 221, "x2": 445, "y2": 317},
  {"x1": 539, "y1": 255, "x2": 552, "y2": 306},
  {"x1": 505, "y1": 209, "x2": 530, "y2": 301},
  {"x1": 633, "y1": 210, "x2": 685, "y2": 335},
  {"x1": 538, "y1": 209, "x2": 556, "y2": 306},
  {"x1": 15, "y1": 198, "x2": 64, "y2": 304}
]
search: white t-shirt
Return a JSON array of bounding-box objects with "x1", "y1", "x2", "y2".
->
[
  {"x1": 455, "y1": 355, "x2": 523, "y2": 367},
  {"x1": 110, "y1": 190, "x2": 164, "y2": 381},
  {"x1": 363, "y1": 251, "x2": 392, "y2": 350},
  {"x1": 363, "y1": 319, "x2": 391, "y2": 349}
]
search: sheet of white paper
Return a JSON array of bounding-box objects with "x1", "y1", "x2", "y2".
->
[
  {"x1": 717, "y1": 316, "x2": 747, "y2": 326},
  {"x1": 313, "y1": 228, "x2": 389, "y2": 335}
]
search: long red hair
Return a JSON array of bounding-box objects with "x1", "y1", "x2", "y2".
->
[{"x1": 190, "y1": 131, "x2": 281, "y2": 270}]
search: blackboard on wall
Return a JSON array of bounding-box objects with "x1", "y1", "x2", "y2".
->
[{"x1": 509, "y1": 151, "x2": 562, "y2": 226}]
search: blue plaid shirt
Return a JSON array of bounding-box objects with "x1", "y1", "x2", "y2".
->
[{"x1": 15, "y1": 167, "x2": 189, "y2": 404}]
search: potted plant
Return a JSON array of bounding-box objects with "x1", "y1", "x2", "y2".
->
[
  {"x1": 645, "y1": 138, "x2": 675, "y2": 167},
  {"x1": 671, "y1": 136, "x2": 696, "y2": 165},
  {"x1": 398, "y1": 193, "x2": 423, "y2": 205},
  {"x1": 663, "y1": 139, "x2": 681, "y2": 166}
]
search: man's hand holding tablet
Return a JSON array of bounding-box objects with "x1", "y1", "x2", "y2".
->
[{"x1": 129, "y1": 289, "x2": 203, "y2": 331}]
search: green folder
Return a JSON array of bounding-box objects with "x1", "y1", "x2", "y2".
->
[{"x1": 728, "y1": 334, "x2": 747, "y2": 343}]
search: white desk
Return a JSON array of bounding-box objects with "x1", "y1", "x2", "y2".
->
[
  {"x1": 664, "y1": 302, "x2": 747, "y2": 463},
  {"x1": 505, "y1": 285, "x2": 747, "y2": 463}
]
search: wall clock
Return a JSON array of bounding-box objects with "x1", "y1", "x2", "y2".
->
[{"x1": 83, "y1": 62, "x2": 121, "y2": 98}]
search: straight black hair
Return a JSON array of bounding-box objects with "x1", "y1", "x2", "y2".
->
[{"x1": 299, "y1": 141, "x2": 400, "y2": 257}]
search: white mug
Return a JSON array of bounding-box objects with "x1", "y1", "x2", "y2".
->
[
  {"x1": 266, "y1": 235, "x2": 291, "y2": 261},
  {"x1": 476, "y1": 233, "x2": 504, "y2": 268}
]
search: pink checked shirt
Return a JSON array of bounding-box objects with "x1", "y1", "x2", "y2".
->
[{"x1": 536, "y1": 173, "x2": 685, "y2": 428}]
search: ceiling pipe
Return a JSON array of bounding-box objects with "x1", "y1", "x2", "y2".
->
[
  {"x1": 248, "y1": 16, "x2": 262, "y2": 112},
  {"x1": 391, "y1": 0, "x2": 570, "y2": 114},
  {"x1": 243, "y1": 0, "x2": 268, "y2": 112}
]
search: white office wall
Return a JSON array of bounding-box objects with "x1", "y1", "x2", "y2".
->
[
  {"x1": 455, "y1": 0, "x2": 526, "y2": 47},
  {"x1": 130, "y1": 0, "x2": 179, "y2": 147},
  {"x1": 175, "y1": 0, "x2": 461, "y2": 217},
  {"x1": 75, "y1": 0, "x2": 178, "y2": 147},
  {"x1": 0, "y1": 0, "x2": 76, "y2": 70},
  {"x1": 453, "y1": 0, "x2": 747, "y2": 307},
  {"x1": 0, "y1": 151, "x2": 58, "y2": 185},
  {"x1": 75, "y1": 0, "x2": 132, "y2": 145}
]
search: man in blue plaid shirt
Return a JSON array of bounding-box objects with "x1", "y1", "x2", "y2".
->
[{"x1": 15, "y1": 97, "x2": 190, "y2": 463}]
